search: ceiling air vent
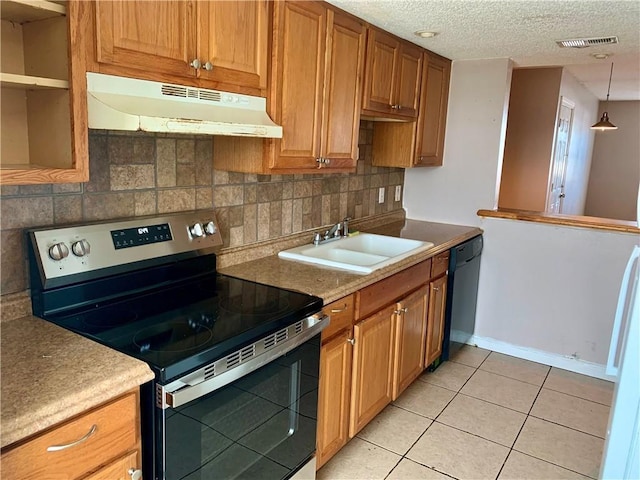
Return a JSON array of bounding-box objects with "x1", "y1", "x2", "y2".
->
[{"x1": 556, "y1": 36, "x2": 618, "y2": 48}]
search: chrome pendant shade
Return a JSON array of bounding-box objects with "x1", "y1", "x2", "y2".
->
[{"x1": 591, "y1": 63, "x2": 618, "y2": 131}]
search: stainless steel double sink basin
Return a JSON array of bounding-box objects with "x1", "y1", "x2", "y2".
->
[{"x1": 278, "y1": 233, "x2": 434, "y2": 274}]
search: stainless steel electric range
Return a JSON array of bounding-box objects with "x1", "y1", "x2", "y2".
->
[{"x1": 27, "y1": 211, "x2": 327, "y2": 480}]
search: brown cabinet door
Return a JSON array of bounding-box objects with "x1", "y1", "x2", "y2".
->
[
  {"x1": 84, "y1": 450, "x2": 140, "y2": 480},
  {"x1": 395, "y1": 43, "x2": 422, "y2": 118},
  {"x1": 426, "y1": 275, "x2": 448, "y2": 366},
  {"x1": 198, "y1": 0, "x2": 268, "y2": 91},
  {"x1": 392, "y1": 286, "x2": 428, "y2": 400},
  {"x1": 316, "y1": 329, "x2": 353, "y2": 469},
  {"x1": 415, "y1": 53, "x2": 451, "y2": 166},
  {"x1": 95, "y1": 1, "x2": 196, "y2": 78},
  {"x1": 349, "y1": 305, "x2": 395, "y2": 437},
  {"x1": 319, "y1": 9, "x2": 365, "y2": 169},
  {"x1": 270, "y1": 1, "x2": 326, "y2": 170},
  {"x1": 361, "y1": 28, "x2": 399, "y2": 115}
]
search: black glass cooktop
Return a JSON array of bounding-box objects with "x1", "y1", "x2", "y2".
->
[{"x1": 45, "y1": 274, "x2": 322, "y2": 383}]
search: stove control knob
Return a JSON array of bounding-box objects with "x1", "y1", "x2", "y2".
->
[
  {"x1": 71, "y1": 239, "x2": 91, "y2": 257},
  {"x1": 204, "y1": 221, "x2": 217, "y2": 235},
  {"x1": 190, "y1": 222, "x2": 204, "y2": 238},
  {"x1": 48, "y1": 242, "x2": 69, "y2": 261}
]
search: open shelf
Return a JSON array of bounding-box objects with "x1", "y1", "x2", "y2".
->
[
  {"x1": 1, "y1": 0, "x2": 66, "y2": 24},
  {"x1": 0, "y1": 72, "x2": 68, "y2": 89}
]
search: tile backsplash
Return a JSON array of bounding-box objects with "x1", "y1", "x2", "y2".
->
[{"x1": 0, "y1": 121, "x2": 404, "y2": 295}]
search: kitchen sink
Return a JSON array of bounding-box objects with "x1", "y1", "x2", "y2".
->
[{"x1": 278, "y1": 233, "x2": 434, "y2": 274}]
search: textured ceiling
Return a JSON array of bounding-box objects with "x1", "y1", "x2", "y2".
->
[{"x1": 325, "y1": 0, "x2": 640, "y2": 100}]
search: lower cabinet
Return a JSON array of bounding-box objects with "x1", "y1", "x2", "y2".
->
[
  {"x1": 349, "y1": 304, "x2": 396, "y2": 437},
  {"x1": 392, "y1": 285, "x2": 428, "y2": 400},
  {"x1": 425, "y1": 252, "x2": 449, "y2": 367},
  {"x1": 316, "y1": 252, "x2": 451, "y2": 468},
  {"x1": 0, "y1": 390, "x2": 142, "y2": 480}
]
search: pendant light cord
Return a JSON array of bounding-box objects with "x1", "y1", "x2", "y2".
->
[{"x1": 606, "y1": 62, "x2": 614, "y2": 104}]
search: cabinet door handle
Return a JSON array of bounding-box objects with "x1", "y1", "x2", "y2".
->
[
  {"x1": 47, "y1": 424, "x2": 97, "y2": 452},
  {"x1": 433, "y1": 286, "x2": 440, "y2": 292},
  {"x1": 203, "y1": 61, "x2": 213, "y2": 71},
  {"x1": 128, "y1": 469, "x2": 143, "y2": 480},
  {"x1": 347, "y1": 338, "x2": 355, "y2": 345},
  {"x1": 330, "y1": 305, "x2": 347, "y2": 313},
  {"x1": 394, "y1": 307, "x2": 408, "y2": 314},
  {"x1": 190, "y1": 58, "x2": 202, "y2": 69}
]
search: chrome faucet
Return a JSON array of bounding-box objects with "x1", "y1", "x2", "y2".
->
[{"x1": 313, "y1": 217, "x2": 352, "y2": 245}]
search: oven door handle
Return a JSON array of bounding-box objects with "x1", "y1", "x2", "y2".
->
[{"x1": 161, "y1": 313, "x2": 329, "y2": 409}]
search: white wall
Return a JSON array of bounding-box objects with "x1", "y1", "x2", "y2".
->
[
  {"x1": 404, "y1": 58, "x2": 513, "y2": 227},
  {"x1": 559, "y1": 70, "x2": 599, "y2": 215},
  {"x1": 476, "y1": 217, "x2": 637, "y2": 370},
  {"x1": 585, "y1": 101, "x2": 640, "y2": 221},
  {"x1": 403, "y1": 57, "x2": 636, "y2": 378}
]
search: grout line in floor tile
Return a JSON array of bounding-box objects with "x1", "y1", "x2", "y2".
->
[
  {"x1": 511, "y1": 446, "x2": 600, "y2": 479},
  {"x1": 454, "y1": 391, "x2": 536, "y2": 417},
  {"x1": 539, "y1": 385, "x2": 613, "y2": 407},
  {"x1": 430, "y1": 419, "x2": 516, "y2": 450},
  {"x1": 526, "y1": 414, "x2": 607, "y2": 440},
  {"x1": 473, "y1": 366, "x2": 548, "y2": 388},
  {"x1": 382, "y1": 454, "x2": 404, "y2": 480}
]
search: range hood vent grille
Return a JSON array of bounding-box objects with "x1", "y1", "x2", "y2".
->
[
  {"x1": 161, "y1": 84, "x2": 221, "y2": 103},
  {"x1": 556, "y1": 36, "x2": 618, "y2": 48}
]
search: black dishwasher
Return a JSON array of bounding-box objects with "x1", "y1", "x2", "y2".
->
[{"x1": 441, "y1": 234, "x2": 483, "y2": 361}]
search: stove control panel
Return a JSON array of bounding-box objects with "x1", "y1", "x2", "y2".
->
[{"x1": 29, "y1": 211, "x2": 224, "y2": 282}]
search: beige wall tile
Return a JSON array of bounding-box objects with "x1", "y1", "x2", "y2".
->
[
  {"x1": 54, "y1": 196, "x2": 82, "y2": 224},
  {"x1": 83, "y1": 193, "x2": 135, "y2": 221},
  {"x1": 1, "y1": 230, "x2": 26, "y2": 294},
  {"x1": 1, "y1": 196, "x2": 53, "y2": 230},
  {"x1": 514, "y1": 417, "x2": 604, "y2": 478},
  {"x1": 156, "y1": 138, "x2": 177, "y2": 187},
  {"x1": 157, "y1": 189, "x2": 195, "y2": 213},
  {"x1": 407, "y1": 422, "x2": 509, "y2": 479},
  {"x1": 134, "y1": 191, "x2": 157, "y2": 216},
  {"x1": 176, "y1": 139, "x2": 195, "y2": 163},
  {"x1": 214, "y1": 185, "x2": 244, "y2": 207},
  {"x1": 110, "y1": 165, "x2": 155, "y2": 190}
]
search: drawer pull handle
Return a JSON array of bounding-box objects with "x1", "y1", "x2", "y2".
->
[
  {"x1": 46, "y1": 424, "x2": 97, "y2": 452},
  {"x1": 347, "y1": 338, "x2": 355, "y2": 345},
  {"x1": 330, "y1": 305, "x2": 347, "y2": 313},
  {"x1": 128, "y1": 468, "x2": 143, "y2": 480},
  {"x1": 394, "y1": 307, "x2": 408, "y2": 314}
]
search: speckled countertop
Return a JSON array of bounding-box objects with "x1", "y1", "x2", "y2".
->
[
  {"x1": 219, "y1": 219, "x2": 482, "y2": 304},
  {"x1": 0, "y1": 316, "x2": 154, "y2": 448}
]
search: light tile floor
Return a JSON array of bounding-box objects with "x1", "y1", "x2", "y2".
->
[{"x1": 317, "y1": 347, "x2": 614, "y2": 480}]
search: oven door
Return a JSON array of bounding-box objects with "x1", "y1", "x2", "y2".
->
[{"x1": 153, "y1": 332, "x2": 321, "y2": 480}]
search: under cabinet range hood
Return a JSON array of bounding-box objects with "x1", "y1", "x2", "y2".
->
[{"x1": 86, "y1": 72, "x2": 282, "y2": 138}]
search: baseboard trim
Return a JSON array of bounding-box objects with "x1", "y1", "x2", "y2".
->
[{"x1": 467, "y1": 335, "x2": 615, "y2": 381}]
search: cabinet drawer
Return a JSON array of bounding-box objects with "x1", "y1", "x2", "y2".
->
[
  {"x1": 322, "y1": 294, "x2": 355, "y2": 341},
  {"x1": 431, "y1": 251, "x2": 449, "y2": 278},
  {"x1": 84, "y1": 450, "x2": 139, "y2": 480},
  {"x1": 357, "y1": 259, "x2": 431, "y2": 320},
  {"x1": 1, "y1": 391, "x2": 139, "y2": 480}
]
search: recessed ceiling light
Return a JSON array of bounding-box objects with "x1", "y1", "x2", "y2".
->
[
  {"x1": 591, "y1": 53, "x2": 612, "y2": 60},
  {"x1": 414, "y1": 30, "x2": 437, "y2": 38}
]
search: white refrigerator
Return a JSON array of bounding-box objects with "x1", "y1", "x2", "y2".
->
[{"x1": 600, "y1": 192, "x2": 640, "y2": 479}]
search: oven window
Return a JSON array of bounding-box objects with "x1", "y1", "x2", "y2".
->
[{"x1": 160, "y1": 335, "x2": 320, "y2": 480}]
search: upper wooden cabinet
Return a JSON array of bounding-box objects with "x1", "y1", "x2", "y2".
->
[
  {"x1": 0, "y1": 0, "x2": 88, "y2": 185},
  {"x1": 92, "y1": 0, "x2": 268, "y2": 95},
  {"x1": 362, "y1": 27, "x2": 422, "y2": 120},
  {"x1": 371, "y1": 51, "x2": 451, "y2": 168},
  {"x1": 214, "y1": 1, "x2": 365, "y2": 174},
  {"x1": 414, "y1": 52, "x2": 451, "y2": 166}
]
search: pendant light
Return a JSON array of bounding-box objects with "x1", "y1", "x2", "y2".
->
[{"x1": 591, "y1": 62, "x2": 618, "y2": 131}]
